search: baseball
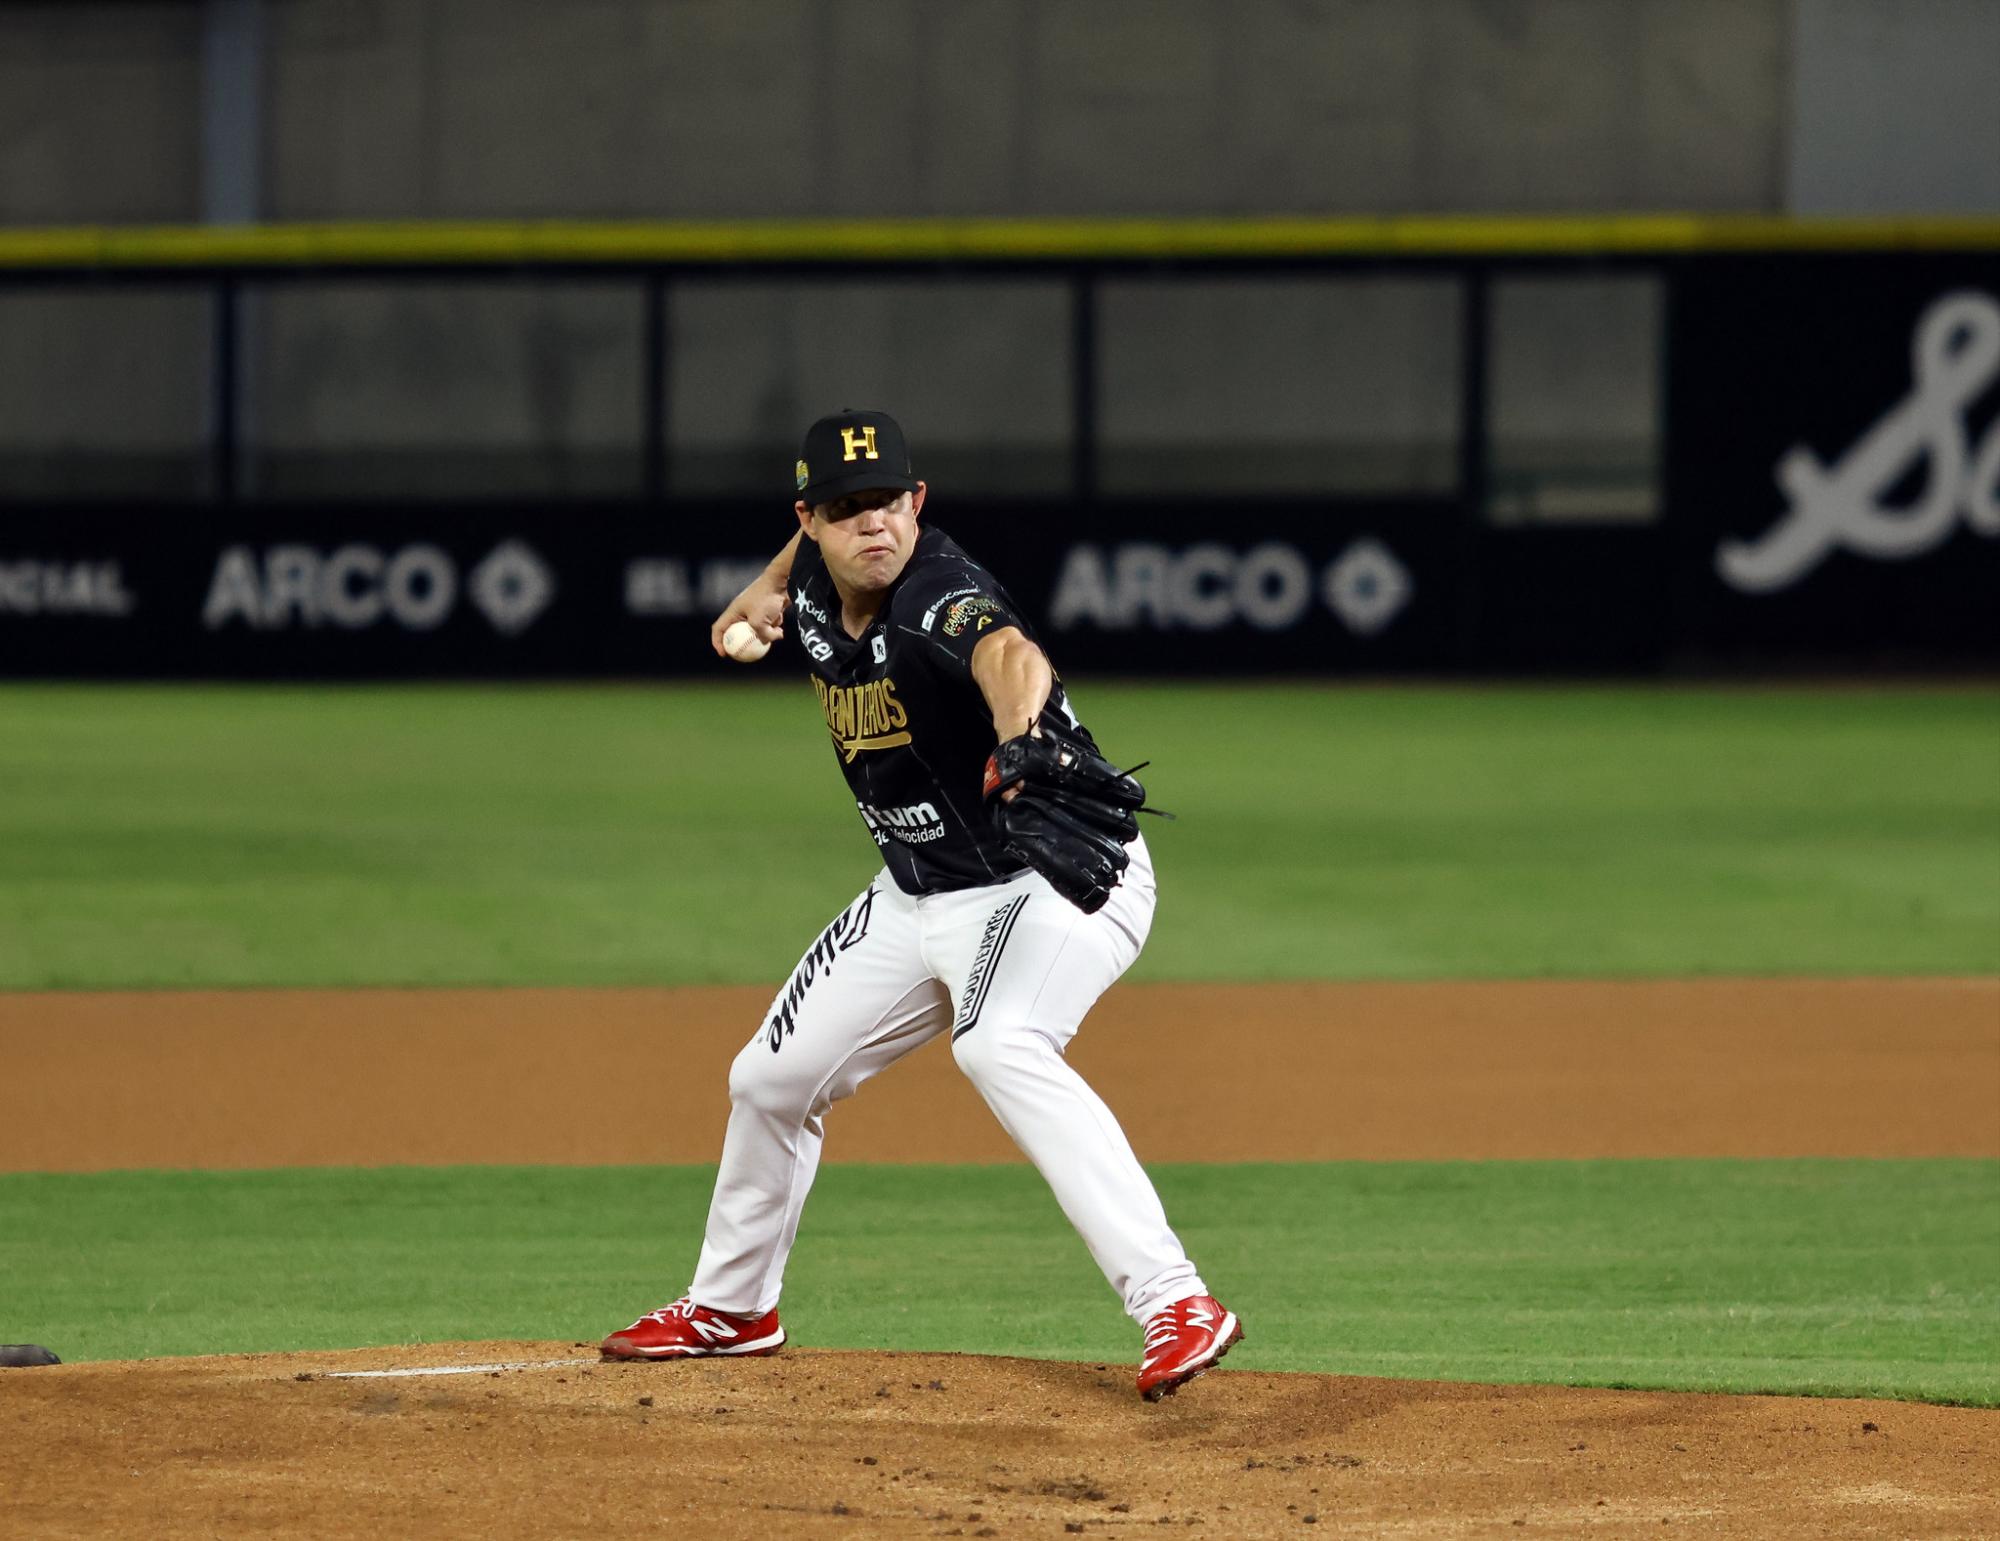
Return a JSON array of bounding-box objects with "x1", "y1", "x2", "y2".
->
[{"x1": 722, "y1": 620, "x2": 771, "y2": 663}]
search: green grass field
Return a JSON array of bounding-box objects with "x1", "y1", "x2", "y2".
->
[
  {"x1": 2, "y1": 1160, "x2": 1993, "y2": 1403},
  {"x1": 2, "y1": 682, "x2": 1995, "y2": 1402},
  {"x1": 1, "y1": 682, "x2": 1995, "y2": 988}
]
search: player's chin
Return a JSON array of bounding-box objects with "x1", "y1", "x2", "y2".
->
[{"x1": 849, "y1": 552, "x2": 908, "y2": 587}]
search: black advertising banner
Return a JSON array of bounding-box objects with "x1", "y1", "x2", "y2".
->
[
  {"x1": 0, "y1": 500, "x2": 1462, "y2": 678},
  {"x1": 0, "y1": 510, "x2": 625, "y2": 678},
  {"x1": 1668, "y1": 254, "x2": 2000, "y2": 659},
  {"x1": 888, "y1": 501, "x2": 1462, "y2": 674}
]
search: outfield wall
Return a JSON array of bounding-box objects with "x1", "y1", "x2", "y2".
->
[{"x1": 0, "y1": 222, "x2": 1994, "y2": 676}]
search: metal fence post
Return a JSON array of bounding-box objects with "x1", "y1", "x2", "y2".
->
[
  {"x1": 642, "y1": 272, "x2": 667, "y2": 504},
  {"x1": 1456, "y1": 267, "x2": 1491, "y2": 665},
  {"x1": 1070, "y1": 270, "x2": 1098, "y2": 505},
  {"x1": 212, "y1": 275, "x2": 240, "y2": 505}
]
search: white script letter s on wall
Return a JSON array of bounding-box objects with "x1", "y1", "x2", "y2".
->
[{"x1": 1715, "y1": 290, "x2": 2000, "y2": 595}]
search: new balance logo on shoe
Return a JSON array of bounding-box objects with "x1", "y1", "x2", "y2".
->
[
  {"x1": 1135, "y1": 1295, "x2": 1243, "y2": 1401},
  {"x1": 599, "y1": 1297, "x2": 787, "y2": 1361}
]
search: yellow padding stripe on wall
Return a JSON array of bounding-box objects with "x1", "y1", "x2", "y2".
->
[{"x1": 1, "y1": 215, "x2": 1997, "y2": 268}]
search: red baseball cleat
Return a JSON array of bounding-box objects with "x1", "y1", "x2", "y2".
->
[
  {"x1": 1136, "y1": 1294, "x2": 1243, "y2": 1401},
  {"x1": 600, "y1": 1297, "x2": 786, "y2": 1360}
]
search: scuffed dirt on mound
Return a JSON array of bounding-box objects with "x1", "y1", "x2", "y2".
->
[{"x1": 3, "y1": 1343, "x2": 1995, "y2": 1539}]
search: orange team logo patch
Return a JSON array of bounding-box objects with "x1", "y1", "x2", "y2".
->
[{"x1": 942, "y1": 595, "x2": 1000, "y2": 637}]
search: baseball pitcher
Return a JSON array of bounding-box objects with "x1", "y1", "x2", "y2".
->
[{"x1": 602, "y1": 410, "x2": 1241, "y2": 1400}]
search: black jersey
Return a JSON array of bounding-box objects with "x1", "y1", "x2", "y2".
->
[{"x1": 790, "y1": 523, "x2": 1096, "y2": 897}]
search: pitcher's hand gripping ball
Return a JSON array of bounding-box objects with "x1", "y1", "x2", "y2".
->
[
  {"x1": 721, "y1": 620, "x2": 771, "y2": 662},
  {"x1": 982, "y1": 726, "x2": 1159, "y2": 914}
]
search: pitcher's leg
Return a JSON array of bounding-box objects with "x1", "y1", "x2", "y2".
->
[
  {"x1": 931, "y1": 841, "x2": 1205, "y2": 1323},
  {"x1": 689, "y1": 882, "x2": 949, "y2": 1315},
  {"x1": 953, "y1": 1015, "x2": 1205, "y2": 1322}
]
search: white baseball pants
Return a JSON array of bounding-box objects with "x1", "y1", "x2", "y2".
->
[{"x1": 687, "y1": 835, "x2": 1209, "y2": 1325}]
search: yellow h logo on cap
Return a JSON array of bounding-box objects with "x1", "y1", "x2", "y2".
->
[{"x1": 840, "y1": 425, "x2": 880, "y2": 462}]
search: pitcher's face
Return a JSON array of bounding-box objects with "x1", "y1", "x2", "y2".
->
[{"x1": 797, "y1": 484, "x2": 926, "y2": 594}]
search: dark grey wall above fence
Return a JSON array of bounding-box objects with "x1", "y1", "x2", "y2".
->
[
  {"x1": 17, "y1": 2, "x2": 2000, "y2": 231},
  {"x1": 5, "y1": 0, "x2": 1793, "y2": 227}
]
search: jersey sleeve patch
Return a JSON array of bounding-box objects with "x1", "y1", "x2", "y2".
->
[
  {"x1": 918, "y1": 583, "x2": 981, "y2": 633},
  {"x1": 940, "y1": 594, "x2": 1003, "y2": 637},
  {"x1": 919, "y1": 586, "x2": 1022, "y2": 673},
  {"x1": 898, "y1": 548, "x2": 1027, "y2": 676}
]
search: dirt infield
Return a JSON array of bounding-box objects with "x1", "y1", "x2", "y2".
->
[
  {"x1": 5, "y1": 977, "x2": 1997, "y2": 1169},
  {"x1": 4, "y1": 1342, "x2": 1996, "y2": 1539},
  {"x1": 3, "y1": 976, "x2": 1996, "y2": 1537}
]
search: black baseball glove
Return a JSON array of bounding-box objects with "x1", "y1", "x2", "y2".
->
[{"x1": 982, "y1": 725, "x2": 1162, "y2": 914}]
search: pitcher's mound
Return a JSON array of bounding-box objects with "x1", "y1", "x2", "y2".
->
[{"x1": 4, "y1": 1342, "x2": 1995, "y2": 1538}]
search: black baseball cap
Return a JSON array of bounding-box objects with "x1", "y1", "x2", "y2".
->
[{"x1": 795, "y1": 409, "x2": 920, "y2": 506}]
